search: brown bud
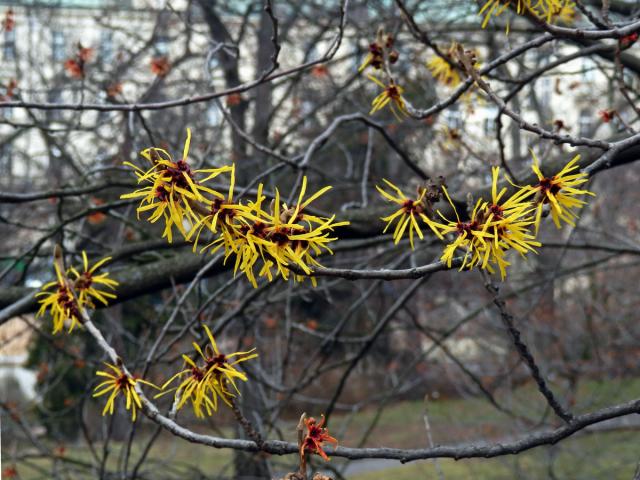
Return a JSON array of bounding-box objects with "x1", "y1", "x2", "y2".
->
[
  {"x1": 312, "y1": 474, "x2": 334, "y2": 480},
  {"x1": 282, "y1": 473, "x2": 305, "y2": 480},
  {"x1": 388, "y1": 50, "x2": 399, "y2": 64},
  {"x1": 385, "y1": 33, "x2": 394, "y2": 49}
]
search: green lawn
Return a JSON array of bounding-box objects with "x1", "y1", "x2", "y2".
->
[
  {"x1": 350, "y1": 431, "x2": 640, "y2": 480},
  {"x1": 5, "y1": 377, "x2": 640, "y2": 479},
  {"x1": 339, "y1": 376, "x2": 640, "y2": 448}
]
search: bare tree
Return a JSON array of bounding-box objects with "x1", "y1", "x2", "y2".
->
[{"x1": 2, "y1": 1, "x2": 640, "y2": 479}]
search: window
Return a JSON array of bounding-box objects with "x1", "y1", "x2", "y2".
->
[
  {"x1": 206, "y1": 103, "x2": 221, "y2": 126},
  {"x1": 47, "y1": 89, "x2": 63, "y2": 121},
  {"x1": 539, "y1": 77, "x2": 552, "y2": 108},
  {"x1": 1, "y1": 104, "x2": 13, "y2": 119},
  {"x1": 484, "y1": 105, "x2": 498, "y2": 137},
  {"x1": 304, "y1": 41, "x2": 319, "y2": 62},
  {"x1": 0, "y1": 142, "x2": 12, "y2": 178},
  {"x1": 3, "y1": 29, "x2": 16, "y2": 60},
  {"x1": 612, "y1": 111, "x2": 629, "y2": 133},
  {"x1": 99, "y1": 31, "x2": 113, "y2": 63},
  {"x1": 206, "y1": 53, "x2": 220, "y2": 75},
  {"x1": 444, "y1": 105, "x2": 462, "y2": 130},
  {"x1": 582, "y1": 58, "x2": 595, "y2": 83},
  {"x1": 0, "y1": 142, "x2": 11, "y2": 162},
  {"x1": 623, "y1": 69, "x2": 636, "y2": 89},
  {"x1": 52, "y1": 31, "x2": 65, "y2": 62},
  {"x1": 301, "y1": 100, "x2": 315, "y2": 128},
  {"x1": 154, "y1": 35, "x2": 169, "y2": 56},
  {"x1": 578, "y1": 109, "x2": 592, "y2": 137}
]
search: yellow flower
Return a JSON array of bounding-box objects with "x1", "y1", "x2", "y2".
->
[
  {"x1": 529, "y1": 154, "x2": 595, "y2": 233},
  {"x1": 475, "y1": 210, "x2": 540, "y2": 279},
  {"x1": 427, "y1": 56, "x2": 462, "y2": 87},
  {"x1": 479, "y1": 0, "x2": 574, "y2": 29},
  {"x1": 36, "y1": 263, "x2": 83, "y2": 334},
  {"x1": 432, "y1": 187, "x2": 495, "y2": 269},
  {"x1": 36, "y1": 251, "x2": 118, "y2": 334},
  {"x1": 68, "y1": 251, "x2": 118, "y2": 307},
  {"x1": 368, "y1": 75, "x2": 409, "y2": 121},
  {"x1": 209, "y1": 178, "x2": 349, "y2": 288},
  {"x1": 471, "y1": 167, "x2": 540, "y2": 278},
  {"x1": 161, "y1": 355, "x2": 220, "y2": 417},
  {"x1": 157, "y1": 325, "x2": 257, "y2": 417},
  {"x1": 376, "y1": 179, "x2": 442, "y2": 249},
  {"x1": 248, "y1": 184, "x2": 348, "y2": 284},
  {"x1": 283, "y1": 176, "x2": 333, "y2": 228},
  {"x1": 93, "y1": 363, "x2": 157, "y2": 422},
  {"x1": 534, "y1": 0, "x2": 575, "y2": 23},
  {"x1": 479, "y1": 0, "x2": 522, "y2": 29},
  {"x1": 120, "y1": 128, "x2": 232, "y2": 242},
  {"x1": 427, "y1": 42, "x2": 475, "y2": 88},
  {"x1": 189, "y1": 163, "x2": 252, "y2": 254}
]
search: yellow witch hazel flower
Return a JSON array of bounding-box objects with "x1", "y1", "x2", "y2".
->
[
  {"x1": 36, "y1": 251, "x2": 118, "y2": 334},
  {"x1": 534, "y1": 0, "x2": 576, "y2": 23},
  {"x1": 368, "y1": 75, "x2": 409, "y2": 121},
  {"x1": 427, "y1": 57, "x2": 461, "y2": 88},
  {"x1": 68, "y1": 251, "x2": 118, "y2": 307},
  {"x1": 475, "y1": 167, "x2": 541, "y2": 278},
  {"x1": 428, "y1": 168, "x2": 542, "y2": 279},
  {"x1": 528, "y1": 153, "x2": 595, "y2": 233},
  {"x1": 427, "y1": 42, "x2": 476, "y2": 88},
  {"x1": 188, "y1": 163, "x2": 251, "y2": 254},
  {"x1": 122, "y1": 130, "x2": 348, "y2": 287},
  {"x1": 93, "y1": 362, "x2": 158, "y2": 422},
  {"x1": 156, "y1": 325, "x2": 257, "y2": 418},
  {"x1": 121, "y1": 128, "x2": 232, "y2": 242},
  {"x1": 188, "y1": 172, "x2": 348, "y2": 287},
  {"x1": 378, "y1": 158, "x2": 594, "y2": 279},
  {"x1": 479, "y1": 0, "x2": 523, "y2": 29},
  {"x1": 237, "y1": 178, "x2": 349, "y2": 287},
  {"x1": 376, "y1": 179, "x2": 442, "y2": 249},
  {"x1": 431, "y1": 188, "x2": 495, "y2": 270},
  {"x1": 36, "y1": 262, "x2": 84, "y2": 334},
  {"x1": 479, "y1": 0, "x2": 574, "y2": 32}
]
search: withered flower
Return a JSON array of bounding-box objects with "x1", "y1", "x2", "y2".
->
[{"x1": 300, "y1": 414, "x2": 338, "y2": 461}]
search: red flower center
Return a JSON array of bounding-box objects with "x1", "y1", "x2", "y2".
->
[
  {"x1": 538, "y1": 177, "x2": 561, "y2": 198},
  {"x1": 75, "y1": 272, "x2": 93, "y2": 290},
  {"x1": 386, "y1": 86, "x2": 400, "y2": 98},
  {"x1": 115, "y1": 374, "x2": 129, "y2": 389},
  {"x1": 456, "y1": 220, "x2": 479, "y2": 236},
  {"x1": 402, "y1": 199, "x2": 421, "y2": 214}
]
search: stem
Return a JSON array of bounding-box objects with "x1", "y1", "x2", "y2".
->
[{"x1": 230, "y1": 397, "x2": 264, "y2": 449}]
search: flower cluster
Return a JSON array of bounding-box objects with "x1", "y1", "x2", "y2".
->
[
  {"x1": 93, "y1": 363, "x2": 157, "y2": 421},
  {"x1": 36, "y1": 251, "x2": 118, "y2": 334},
  {"x1": 122, "y1": 129, "x2": 348, "y2": 287},
  {"x1": 358, "y1": 28, "x2": 409, "y2": 121},
  {"x1": 156, "y1": 325, "x2": 257, "y2": 418},
  {"x1": 377, "y1": 155, "x2": 594, "y2": 278},
  {"x1": 121, "y1": 128, "x2": 232, "y2": 242},
  {"x1": 358, "y1": 28, "x2": 399, "y2": 74},
  {"x1": 479, "y1": 0, "x2": 575, "y2": 31}
]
